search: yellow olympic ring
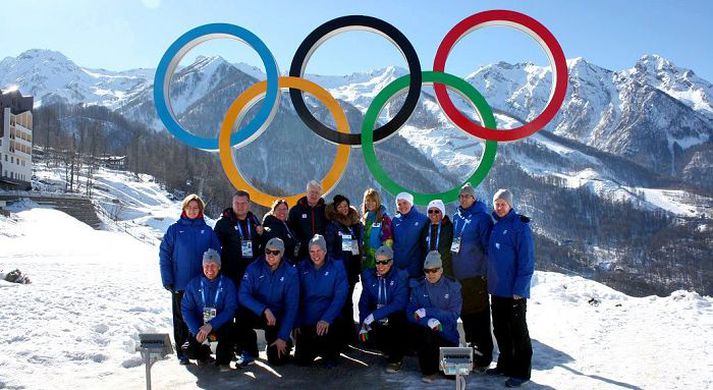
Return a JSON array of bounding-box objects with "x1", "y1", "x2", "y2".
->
[{"x1": 218, "y1": 76, "x2": 351, "y2": 207}]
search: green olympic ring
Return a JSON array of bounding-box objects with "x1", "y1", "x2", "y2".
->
[{"x1": 361, "y1": 71, "x2": 498, "y2": 205}]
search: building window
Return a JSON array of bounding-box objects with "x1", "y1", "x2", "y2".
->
[
  {"x1": 10, "y1": 156, "x2": 13, "y2": 163},
  {"x1": 4, "y1": 155, "x2": 7, "y2": 162},
  {"x1": 22, "y1": 160, "x2": 25, "y2": 166}
]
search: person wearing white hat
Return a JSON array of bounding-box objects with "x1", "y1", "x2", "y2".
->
[
  {"x1": 392, "y1": 192, "x2": 429, "y2": 278},
  {"x1": 419, "y1": 199, "x2": 454, "y2": 280},
  {"x1": 486, "y1": 189, "x2": 534, "y2": 388}
]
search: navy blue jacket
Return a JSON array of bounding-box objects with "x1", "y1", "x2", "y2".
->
[
  {"x1": 159, "y1": 216, "x2": 221, "y2": 291},
  {"x1": 487, "y1": 209, "x2": 535, "y2": 298},
  {"x1": 358, "y1": 267, "x2": 409, "y2": 323},
  {"x1": 181, "y1": 274, "x2": 238, "y2": 335},
  {"x1": 239, "y1": 257, "x2": 300, "y2": 341},
  {"x1": 392, "y1": 208, "x2": 429, "y2": 278},
  {"x1": 408, "y1": 276, "x2": 462, "y2": 345},
  {"x1": 451, "y1": 200, "x2": 493, "y2": 279},
  {"x1": 297, "y1": 257, "x2": 348, "y2": 327}
]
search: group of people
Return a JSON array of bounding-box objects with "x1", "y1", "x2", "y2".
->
[{"x1": 159, "y1": 180, "x2": 535, "y2": 387}]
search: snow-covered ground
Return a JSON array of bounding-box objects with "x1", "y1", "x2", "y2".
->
[{"x1": 1, "y1": 187, "x2": 712, "y2": 389}]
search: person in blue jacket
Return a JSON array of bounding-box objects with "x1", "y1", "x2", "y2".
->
[
  {"x1": 159, "y1": 194, "x2": 221, "y2": 364},
  {"x1": 235, "y1": 238, "x2": 299, "y2": 366},
  {"x1": 392, "y1": 192, "x2": 429, "y2": 279},
  {"x1": 408, "y1": 250, "x2": 462, "y2": 383},
  {"x1": 181, "y1": 249, "x2": 238, "y2": 371},
  {"x1": 295, "y1": 234, "x2": 348, "y2": 368},
  {"x1": 450, "y1": 183, "x2": 494, "y2": 369},
  {"x1": 486, "y1": 189, "x2": 534, "y2": 388},
  {"x1": 357, "y1": 245, "x2": 409, "y2": 373}
]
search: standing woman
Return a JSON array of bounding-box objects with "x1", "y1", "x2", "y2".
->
[
  {"x1": 360, "y1": 188, "x2": 393, "y2": 270},
  {"x1": 262, "y1": 199, "x2": 300, "y2": 264},
  {"x1": 159, "y1": 194, "x2": 221, "y2": 365},
  {"x1": 419, "y1": 199, "x2": 454, "y2": 276},
  {"x1": 325, "y1": 194, "x2": 363, "y2": 344}
]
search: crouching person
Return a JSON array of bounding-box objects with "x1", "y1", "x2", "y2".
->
[
  {"x1": 181, "y1": 249, "x2": 238, "y2": 371},
  {"x1": 295, "y1": 234, "x2": 348, "y2": 368},
  {"x1": 408, "y1": 250, "x2": 462, "y2": 383},
  {"x1": 357, "y1": 245, "x2": 409, "y2": 373},
  {"x1": 236, "y1": 238, "x2": 299, "y2": 366}
]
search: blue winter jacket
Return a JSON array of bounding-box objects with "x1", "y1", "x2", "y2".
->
[
  {"x1": 407, "y1": 276, "x2": 462, "y2": 344},
  {"x1": 487, "y1": 209, "x2": 535, "y2": 298},
  {"x1": 239, "y1": 257, "x2": 300, "y2": 341},
  {"x1": 358, "y1": 267, "x2": 409, "y2": 323},
  {"x1": 392, "y1": 208, "x2": 429, "y2": 278},
  {"x1": 181, "y1": 274, "x2": 238, "y2": 336},
  {"x1": 159, "y1": 216, "x2": 222, "y2": 291},
  {"x1": 297, "y1": 257, "x2": 348, "y2": 327},
  {"x1": 451, "y1": 200, "x2": 493, "y2": 279}
]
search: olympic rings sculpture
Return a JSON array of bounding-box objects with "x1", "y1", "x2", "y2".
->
[{"x1": 154, "y1": 10, "x2": 568, "y2": 207}]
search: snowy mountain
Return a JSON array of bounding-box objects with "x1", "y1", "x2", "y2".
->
[
  {"x1": 0, "y1": 49, "x2": 152, "y2": 108},
  {"x1": 5, "y1": 49, "x2": 713, "y2": 296},
  {"x1": 0, "y1": 168, "x2": 711, "y2": 389}
]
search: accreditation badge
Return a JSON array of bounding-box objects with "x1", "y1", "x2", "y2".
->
[
  {"x1": 450, "y1": 236, "x2": 462, "y2": 254},
  {"x1": 241, "y1": 239, "x2": 253, "y2": 257},
  {"x1": 341, "y1": 234, "x2": 354, "y2": 252},
  {"x1": 203, "y1": 307, "x2": 217, "y2": 323}
]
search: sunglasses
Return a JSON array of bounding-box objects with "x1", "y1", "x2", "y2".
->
[
  {"x1": 427, "y1": 209, "x2": 441, "y2": 214},
  {"x1": 265, "y1": 249, "x2": 282, "y2": 256},
  {"x1": 375, "y1": 259, "x2": 392, "y2": 265},
  {"x1": 424, "y1": 267, "x2": 441, "y2": 274}
]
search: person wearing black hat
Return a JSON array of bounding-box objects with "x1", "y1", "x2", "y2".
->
[
  {"x1": 181, "y1": 249, "x2": 238, "y2": 371},
  {"x1": 357, "y1": 245, "x2": 409, "y2": 373}
]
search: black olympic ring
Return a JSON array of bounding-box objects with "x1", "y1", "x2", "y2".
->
[{"x1": 289, "y1": 15, "x2": 422, "y2": 146}]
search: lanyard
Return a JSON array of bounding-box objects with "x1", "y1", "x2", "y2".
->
[
  {"x1": 426, "y1": 223, "x2": 441, "y2": 250},
  {"x1": 454, "y1": 216, "x2": 470, "y2": 238},
  {"x1": 281, "y1": 220, "x2": 294, "y2": 239},
  {"x1": 201, "y1": 277, "x2": 223, "y2": 307},
  {"x1": 236, "y1": 220, "x2": 252, "y2": 239},
  {"x1": 378, "y1": 276, "x2": 388, "y2": 306}
]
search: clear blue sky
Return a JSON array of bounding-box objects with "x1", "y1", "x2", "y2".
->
[{"x1": 2, "y1": 0, "x2": 713, "y2": 81}]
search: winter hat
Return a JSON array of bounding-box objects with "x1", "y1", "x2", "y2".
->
[
  {"x1": 202, "y1": 248, "x2": 221, "y2": 266},
  {"x1": 266, "y1": 237, "x2": 285, "y2": 255},
  {"x1": 309, "y1": 234, "x2": 327, "y2": 253},
  {"x1": 460, "y1": 183, "x2": 476, "y2": 198},
  {"x1": 332, "y1": 194, "x2": 350, "y2": 207},
  {"x1": 395, "y1": 192, "x2": 414, "y2": 206},
  {"x1": 493, "y1": 189, "x2": 514, "y2": 208},
  {"x1": 427, "y1": 199, "x2": 446, "y2": 217},
  {"x1": 375, "y1": 245, "x2": 394, "y2": 260},
  {"x1": 423, "y1": 250, "x2": 442, "y2": 270}
]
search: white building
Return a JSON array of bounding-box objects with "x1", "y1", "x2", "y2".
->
[{"x1": 0, "y1": 89, "x2": 34, "y2": 187}]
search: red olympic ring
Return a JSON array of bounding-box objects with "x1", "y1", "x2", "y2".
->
[{"x1": 433, "y1": 9, "x2": 568, "y2": 142}]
